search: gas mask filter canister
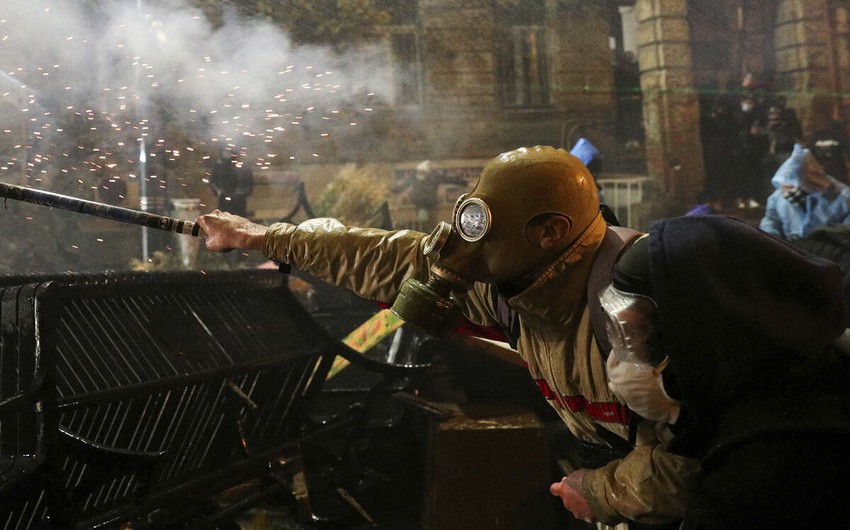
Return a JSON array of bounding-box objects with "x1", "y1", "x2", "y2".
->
[{"x1": 390, "y1": 194, "x2": 491, "y2": 336}]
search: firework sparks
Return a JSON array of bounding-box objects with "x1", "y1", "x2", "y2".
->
[{"x1": 0, "y1": 0, "x2": 390, "y2": 273}]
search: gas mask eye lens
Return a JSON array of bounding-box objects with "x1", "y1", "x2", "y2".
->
[{"x1": 455, "y1": 197, "x2": 491, "y2": 242}]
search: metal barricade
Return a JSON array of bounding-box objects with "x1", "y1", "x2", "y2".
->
[{"x1": 0, "y1": 270, "x2": 423, "y2": 529}]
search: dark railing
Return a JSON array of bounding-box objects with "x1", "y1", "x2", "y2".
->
[{"x1": 0, "y1": 269, "x2": 426, "y2": 529}]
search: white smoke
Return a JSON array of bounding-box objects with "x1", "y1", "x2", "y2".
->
[
  {"x1": 0, "y1": 0, "x2": 393, "y2": 273},
  {"x1": 0, "y1": 0, "x2": 391, "y2": 171}
]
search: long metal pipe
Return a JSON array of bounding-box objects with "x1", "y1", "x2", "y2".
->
[{"x1": 0, "y1": 182, "x2": 202, "y2": 237}]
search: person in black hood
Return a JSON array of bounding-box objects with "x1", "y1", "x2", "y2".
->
[{"x1": 601, "y1": 214, "x2": 850, "y2": 529}]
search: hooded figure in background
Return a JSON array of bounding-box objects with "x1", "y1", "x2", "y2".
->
[
  {"x1": 759, "y1": 142, "x2": 850, "y2": 239},
  {"x1": 603, "y1": 215, "x2": 850, "y2": 529}
]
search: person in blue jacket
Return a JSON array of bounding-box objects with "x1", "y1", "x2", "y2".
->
[{"x1": 759, "y1": 142, "x2": 850, "y2": 239}]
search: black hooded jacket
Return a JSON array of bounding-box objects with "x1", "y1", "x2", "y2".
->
[{"x1": 638, "y1": 215, "x2": 850, "y2": 528}]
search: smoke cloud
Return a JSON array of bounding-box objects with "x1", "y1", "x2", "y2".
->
[
  {"x1": 0, "y1": 0, "x2": 393, "y2": 273},
  {"x1": 1, "y1": 0, "x2": 390, "y2": 167}
]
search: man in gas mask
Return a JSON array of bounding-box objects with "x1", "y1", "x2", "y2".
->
[
  {"x1": 196, "y1": 145, "x2": 698, "y2": 527},
  {"x1": 590, "y1": 214, "x2": 850, "y2": 528}
]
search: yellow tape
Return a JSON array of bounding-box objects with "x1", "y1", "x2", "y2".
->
[{"x1": 326, "y1": 308, "x2": 405, "y2": 379}]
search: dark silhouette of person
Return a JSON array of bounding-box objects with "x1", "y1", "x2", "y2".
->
[
  {"x1": 613, "y1": 50, "x2": 643, "y2": 148},
  {"x1": 398, "y1": 160, "x2": 466, "y2": 229},
  {"x1": 700, "y1": 97, "x2": 741, "y2": 205},
  {"x1": 409, "y1": 160, "x2": 440, "y2": 225},
  {"x1": 210, "y1": 151, "x2": 253, "y2": 217},
  {"x1": 735, "y1": 93, "x2": 770, "y2": 207},
  {"x1": 761, "y1": 97, "x2": 803, "y2": 193}
]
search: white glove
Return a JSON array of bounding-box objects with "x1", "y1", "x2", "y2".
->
[{"x1": 606, "y1": 355, "x2": 680, "y2": 424}]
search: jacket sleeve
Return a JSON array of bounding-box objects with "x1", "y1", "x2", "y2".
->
[
  {"x1": 582, "y1": 440, "x2": 700, "y2": 526},
  {"x1": 759, "y1": 193, "x2": 785, "y2": 237},
  {"x1": 262, "y1": 218, "x2": 431, "y2": 304},
  {"x1": 261, "y1": 218, "x2": 502, "y2": 330}
]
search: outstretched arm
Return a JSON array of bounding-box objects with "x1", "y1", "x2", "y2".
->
[
  {"x1": 195, "y1": 211, "x2": 429, "y2": 305},
  {"x1": 195, "y1": 210, "x2": 503, "y2": 331}
]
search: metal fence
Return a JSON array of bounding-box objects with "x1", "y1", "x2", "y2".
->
[{"x1": 597, "y1": 175, "x2": 653, "y2": 229}]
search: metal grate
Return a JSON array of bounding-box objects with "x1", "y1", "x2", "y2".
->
[{"x1": 0, "y1": 269, "x2": 372, "y2": 529}]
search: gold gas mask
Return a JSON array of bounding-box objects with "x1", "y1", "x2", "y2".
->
[{"x1": 391, "y1": 146, "x2": 600, "y2": 337}]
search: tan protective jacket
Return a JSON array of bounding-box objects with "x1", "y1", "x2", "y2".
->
[{"x1": 263, "y1": 214, "x2": 699, "y2": 526}]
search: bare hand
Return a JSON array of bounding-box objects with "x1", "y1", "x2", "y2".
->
[
  {"x1": 550, "y1": 469, "x2": 595, "y2": 523},
  {"x1": 195, "y1": 210, "x2": 269, "y2": 252}
]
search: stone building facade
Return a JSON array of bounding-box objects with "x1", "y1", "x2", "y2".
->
[{"x1": 251, "y1": 0, "x2": 850, "y2": 228}]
